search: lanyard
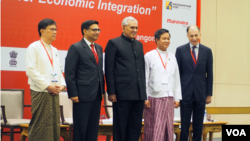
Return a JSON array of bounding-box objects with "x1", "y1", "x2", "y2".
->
[
  {"x1": 156, "y1": 48, "x2": 168, "y2": 70},
  {"x1": 40, "y1": 39, "x2": 53, "y2": 67},
  {"x1": 190, "y1": 48, "x2": 198, "y2": 65}
]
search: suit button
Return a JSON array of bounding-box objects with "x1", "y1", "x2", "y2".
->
[
  {"x1": 98, "y1": 79, "x2": 100, "y2": 81},
  {"x1": 137, "y1": 69, "x2": 139, "y2": 71},
  {"x1": 136, "y1": 60, "x2": 138, "y2": 62},
  {"x1": 134, "y1": 51, "x2": 136, "y2": 54},
  {"x1": 138, "y1": 78, "x2": 140, "y2": 80}
]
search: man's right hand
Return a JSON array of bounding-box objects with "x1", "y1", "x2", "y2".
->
[
  {"x1": 46, "y1": 85, "x2": 59, "y2": 95},
  {"x1": 108, "y1": 94, "x2": 117, "y2": 102},
  {"x1": 70, "y1": 96, "x2": 79, "y2": 103},
  {"x1": 144, "y1": 100, "x2": 151, "y2": 108}
]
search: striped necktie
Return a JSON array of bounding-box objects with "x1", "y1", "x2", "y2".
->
[{"x1": 90, "y1": 44, "x2": 99, "y2": 64}]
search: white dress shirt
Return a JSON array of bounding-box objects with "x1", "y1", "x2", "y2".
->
[
  {"x1": 25, "y1": 40, "x2": 66, "y2": 92},
  {"x1": 190, "y1": 43, "x2": 199, "y2": 59},
  {"x1": 84, "y1": 38, "x2": 97, "y2": 53},
  {"x1": 145, "y1": 48, "x2": 182, "y2": 102}
]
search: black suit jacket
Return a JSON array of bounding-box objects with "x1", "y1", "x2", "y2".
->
[
  {"x1": 65, "y1": 39, "x2": 104, "y2": 101},
  {"x1": 175, "y1": 43, "x2": 213, "y2": 102},
  {"x1": 105, "y1": 34, "x2": 147, "y2": 100}
]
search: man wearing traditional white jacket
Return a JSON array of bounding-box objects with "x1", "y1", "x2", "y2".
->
[
  {"x1": 144, "y1": 29, "x2": 182, "y2": 141},
  {"x1": 25, "y1": 18, "x2": 66, "y2": 141}
]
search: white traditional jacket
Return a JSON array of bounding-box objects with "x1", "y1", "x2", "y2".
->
[
  {"x1": 145, "y1": 48, "x2": 182, "y2": 101},
  {"x1": 26, "y1": 40, "x2": 66, "y2": 92}
]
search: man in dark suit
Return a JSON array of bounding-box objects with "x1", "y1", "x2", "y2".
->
[
  {"x1": 175, "y1": 25, "x2": 213, "y2": 141},
  {"x1": 105, "y1": 16, "x2": 147, "y2": 141},
  {"x1": 65, "y1": 20, "x2": 104, "y2": 141}
]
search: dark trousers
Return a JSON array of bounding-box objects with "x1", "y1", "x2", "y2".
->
[
  {"x1": 180, "y1": 94, "x2": 206, "y2": 141},
  {"x1": 113, "y1": 100, "x2": 144, "y2": 141},
  {"x1": 72, "y1": 89, "x2": 101, "y2": 141}
]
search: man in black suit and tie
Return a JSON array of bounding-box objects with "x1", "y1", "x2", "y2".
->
[
  {"x1": 105, "y1": 16, "x2": 147, "y2": 141},
  {"x1": 175, "y1": 25, "x2": 213, "y2": 141},
  {"x1": 65, "y1": 20, "x2": 104, "y2": 141}
]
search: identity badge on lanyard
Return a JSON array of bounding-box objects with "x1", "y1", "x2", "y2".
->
[
  {"x1": 40, "y1": 39, "x2": 58, "y2": 82},
  {"x1": 156, "y1": 48, "x2": 168, "y2": 84}
]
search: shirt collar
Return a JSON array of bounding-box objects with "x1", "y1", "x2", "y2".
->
[
  {"x1": 156, "y1": 47, "x2": 167, "y2": 53},
  {"x1": 121, "y1": 33, "x2": 135, "y2": 42},
  {"x1": 40, "y1": 39, "x2": 51, "y2": 48},
  {"x1": 189, "y1": 43, "x2": 199, "y2": 49},
  {"x1": 83, "y1": 37, "x2": 94, "y2": 47}
]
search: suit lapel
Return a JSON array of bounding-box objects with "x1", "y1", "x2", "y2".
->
[
  {"x1": 184, "y1": 43, "x2": 194, "y2": 70},
  {"x1": 81, "y1": 39, "x2": 97, "y2": 65},
  {"x1": 96, "y1": 45, "x2": 102, "y2": 68}
]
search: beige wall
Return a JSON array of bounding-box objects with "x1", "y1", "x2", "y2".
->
[{"x1": 201, "y1": 0, "x2": 250, "y2": 138}]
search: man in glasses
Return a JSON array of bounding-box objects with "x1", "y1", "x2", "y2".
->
[
  {"x1": 65, "y1": 20, "x2": 104, "y2": 141},
  {"x1": 105, "y1": 16, "x2": 147, "y2": 141},
  {"x1": 26, "y1": 18, "x2": 66, "y2": 141}
]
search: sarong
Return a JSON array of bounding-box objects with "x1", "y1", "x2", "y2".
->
[
  {"x1": 28, "y1": 90, "x2": 60, "y2": 141},
  {"x1": 144, "y1": 96, "x2": 174, "y2": 141}
]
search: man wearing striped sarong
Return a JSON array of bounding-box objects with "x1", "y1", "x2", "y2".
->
[
  {"x1": 26, "y1": 19, "x2": 66, "y2": 141},
  {"x1": 144, "y1": 29, "x2": 182, "y2": 141}
]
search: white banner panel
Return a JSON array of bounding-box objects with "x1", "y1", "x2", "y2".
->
[
  {"x1": 1, "y1": 47, "x2": 105, "y2": 73},
  {"x1": 1, "y1": 47, "x2": 68, "y2": 72},
  {"x1": 162, "y1": 0, "x2": 197, "y2": 119},
  {"x1": 162, "y1": 0, "x2": 197, "y2": 54}
]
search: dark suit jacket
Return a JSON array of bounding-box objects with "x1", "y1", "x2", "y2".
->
[
  {"x1": 65, "y1": 39, "x2": 104, "y2": 101},
  {"x1": 105, "y1": 34, "x2": 147, "y2": 100},
  {"x1": 175, "y1": 43, "x2": 213, "y2": 102}
]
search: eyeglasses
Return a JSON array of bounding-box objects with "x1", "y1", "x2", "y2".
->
[
  {"x1": 87, "y1": 28, "x2": 101, "y2": 32},
  {"x1": 48, "y1": 28, "x2": 58, "y2": 32},
  {"x1": 129, "y1": 26, "x2": 138, "y2": 30}
]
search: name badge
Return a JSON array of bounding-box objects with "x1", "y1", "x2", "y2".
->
[
  {"x1": 51, "y1": 69, "x2": 58, "y2": 82},
  {"x1": 161, "y1": 72, "x2": 168, "y2": 84}
]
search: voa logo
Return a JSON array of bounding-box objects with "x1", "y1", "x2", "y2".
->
[
  {"x1": 222, "y1": 125, "x2": 250, "y2": 140},
  {"x1": 226, "y1": 129, "x2": 246, "y2": 136}
]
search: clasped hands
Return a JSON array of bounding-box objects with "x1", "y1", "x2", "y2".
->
[{"x1": 46, "y1": 85, "x2": 65, "y2": 95}]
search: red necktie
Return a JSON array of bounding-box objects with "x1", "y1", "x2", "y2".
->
[{"x1": 90, "y1": 44, "x2": 99, "y2": 64}]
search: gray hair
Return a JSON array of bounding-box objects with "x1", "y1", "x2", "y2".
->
[{"x1": 122, "y1": 16, "x2": 138, "y2": 27}]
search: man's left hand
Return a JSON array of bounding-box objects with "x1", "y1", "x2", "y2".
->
[
  {"x1": 206, "y1": 96, "x2": 212, "y2": 104},
  {"x1": 174, "y1": 101, "x2": 180, "y2": 108},
  {"x1": 52, "y1": 85, "x2": 65, "y2": 95}
]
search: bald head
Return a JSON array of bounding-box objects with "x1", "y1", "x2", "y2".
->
[
  {"x1": 187, "y1": 25, "x2": 200, "y2": 33},
  {"x1": 186, "y1": 25, "x2": 201, "y2": 46}
]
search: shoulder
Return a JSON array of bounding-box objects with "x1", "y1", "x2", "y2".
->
[
  {"x1": 134, "y1": 39, "x2": 143, "y2": 45},
  {"x1": 51, "y1": 44, "x2": 58, "y2": 51},
  {"x1": 145, "y1": 49, "x2": 156, "y2": 58},
  {"x1": 167, "y1": 51, "x2": 175, "y2": 57},
  {"x1": 72, "y1": 40, "x2": 83, "y2": 47},
  {"x1": 109, "y1": 36, "x2": 122, "y2": 42},
  {"x1": 176, "y1": 43, "x2": 189, "y2": 50},
  {"x1": 27, "y1": 40, "x2": 41, "y2": 49},
  {"x1": 68, "y1": 40, "x2": 83, "y2": 50},
  {"x1": 200, "y1": 44, "x2": 211, "y2": 51}
]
